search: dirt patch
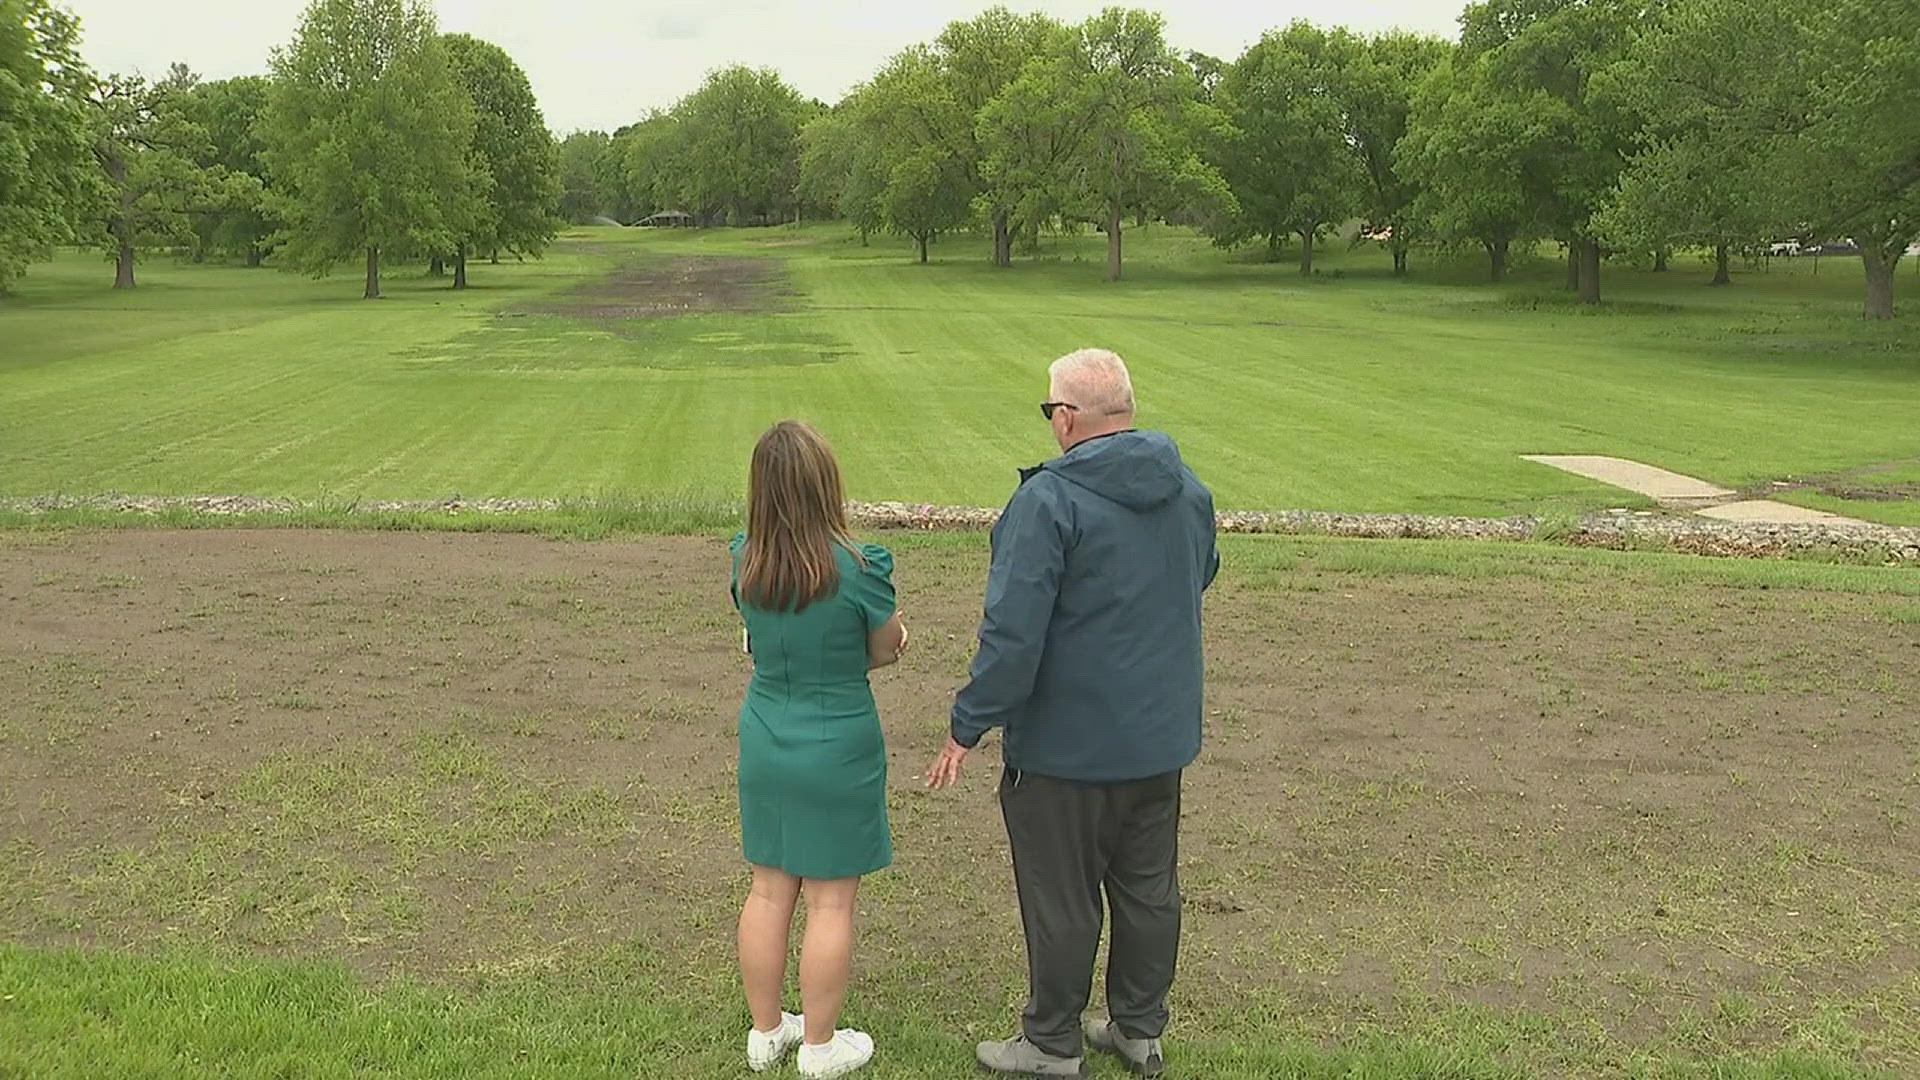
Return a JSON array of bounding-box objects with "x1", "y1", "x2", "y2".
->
[
  {"x1": 514, "y1": 253, "x2": 794, "y2": 322},
  {"x1": 1746, "y1": 458, "x2": 1920, "y2": 503},
  {"x1": 2, "y1": 530, "x2": 1917, "y2": 1069}
]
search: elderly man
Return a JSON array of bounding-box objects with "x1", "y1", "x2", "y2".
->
[{"x1": 927, "y1": 348, "x2": 1219, "y2": 1078}]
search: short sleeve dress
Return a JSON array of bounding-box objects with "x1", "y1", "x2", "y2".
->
[{"x1": 731, "y1": 533, "x2": 895, "y2": 880}]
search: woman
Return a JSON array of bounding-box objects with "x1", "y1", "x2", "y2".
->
[{"x1": 731, "y1": 420, "x2": 907, "y2": 1079}]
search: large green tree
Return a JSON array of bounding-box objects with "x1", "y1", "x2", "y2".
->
[
  {"x1": 92, "y1": 65, "x2": 251, "y2": 288},
  {"x1": 616, "y1": 112, "x2": 679, "y2": 221},
  {"x1": 555, "y1": 130, "x2": 615, "y2": 223},
  {"x1": 797, "y1": 109, "x2": 883, "y2": 242},
  {"x1": 179, "y1": 75, "x2": 277, "y2": 265},
  {"x1": 1397, "y1": 56, "x2": 1548, "y2": 282},
  {"x1": 857, "y1": 48, "x2": 974, "y2": 262},
  {"x1": 1457, "y1": 0, "x2": 1652, "y2": 303},
  {"x1": 263, "y1": 0, "x2": 474, "y2": 299},
  {"x1": 663, "y1": 66, "x2": 813, "y2": 224},
  {"x1": 440, "y1": 33, "x2": 558, "y2": 288},
  {"x1": 1613, "y1": 0, "x2": 1916, "y2": 316},
  {"x1": 983, "y1": 8, "x2": 1229, "y2": 281},
  {"x1": 1209, "y1": 22, "x2": 1363, "y2": 274},
  {"x1": 0, "y1": 0, "x2": 98, "y2": 293},
  {"x1": 1341, "y1": 32, "x2": 1451, "y2": 275},
  {"x1": 934, "y1": 8, "x2": 1067, "y2": 266}
]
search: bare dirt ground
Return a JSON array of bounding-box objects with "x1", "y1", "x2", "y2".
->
[
  {"x1": 511, "y1": 249, "x2": 792, "y2": 322},
  {"x1": 2, "y1": 530, "x2": 1917, "y2": 1071}
]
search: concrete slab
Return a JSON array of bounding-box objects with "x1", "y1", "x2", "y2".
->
[
  {"x1": 1522, "y1": 455, "x2": 1737, "y2": 500},
  {"x1": 1695, "y1": 500, "x2": 1873, "y2": 527}
]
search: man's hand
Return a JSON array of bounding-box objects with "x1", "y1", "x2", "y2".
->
[{"x1": 925, "y1": 736, "x2": 970, "y2": 790}]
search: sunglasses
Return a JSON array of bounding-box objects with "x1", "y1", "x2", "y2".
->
[{"x1": 1040, "y1": 401, "x2": 1080, "y2": 420}]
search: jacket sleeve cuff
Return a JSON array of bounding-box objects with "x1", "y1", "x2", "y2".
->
[{"x1": 950, "y1": 714, "x2": 987, "y2": 749}]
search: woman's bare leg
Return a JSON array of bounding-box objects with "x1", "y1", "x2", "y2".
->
[
  {"x1": 739, "y1": 864, "x2": 802, "y2": 1033},
  {"x1": 799, "y1": 876, "x2": 861, "y2": 1045}
]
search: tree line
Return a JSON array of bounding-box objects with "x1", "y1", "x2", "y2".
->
[
  {"x1": 557, "y1": 0, "x2": 1918, "y2": 318},
  {"x1": 6, "y1": 0, "x2": 1915, "y2": 315},
  {"x1": 1, "y1": 0, "x2": 559, "y2": 298}
]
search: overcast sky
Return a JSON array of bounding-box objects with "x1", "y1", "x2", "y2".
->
[{"x1": 65, "y1": 0, "x2": 1468, "y2": 134}]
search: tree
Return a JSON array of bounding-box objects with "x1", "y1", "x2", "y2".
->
[
  {"x1": 0, "y1": 0, "x2": 99, "y2": 293},
  {"x1": 1457, "y1": 0, "x2": 1652, "y2": 304},
  {"x1": 1210, "y1": 22, "x2": 1362, "y2": 275},
  {"x1": 617, "y1": 112, "x2": 679, "y2": 221},
  {"x1": 1617, "y1": 0, "x2": 1917, "y2": 316},
  {"x1": 857, "y1": 48, "x2": 976, "y2": 262},
  {"x1": 664, "y1": 66, "x2": 813, "y2": 225},
  {"x1": 179, "y1": 75, "x2": 277, "y2": 265},
  {"x1": 556, "y1": 130, "x2": 614, "y2": 223},
  {"x1": 1341, "y1": 32, "x2": 1451, "y2": 275},
  {"x1": 881, "y1": 147, "x2": 972, "y2": 263},
  {"x1": 932, "y1": 8, "x2": 1068, "y2": 266},
  {"x1": 797, "y1": 109, "x2": 884, "y2": 242},
  {"x1": 983, "y1": 8, "x2": 1229, "y2": 281},
  {"x1": 1398, "y1": 57, "x2": 1547, "y2": 282},
  {"x1": 263, "y1": 0, "x2": 474, "y2": 299},
  {"x1": 92, "y1": 66, "x2": 250, "y2": 288},
  {"x1": 440, "y1": 33, "x2": 559, "y2": 288}
]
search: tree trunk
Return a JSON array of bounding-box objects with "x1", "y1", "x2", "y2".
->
[
  {"x1": 1487, "y1": 238, "x2": 1510, "y2": 282},
  {"x1": 245, "y1": 245, "x2": 263, "y2": 268},
  {"x1": 489, "y1": 249, "x2": 499, "y2": 265},
  {"x1": 1298, "y1": 228, "x2": 1315, "y2": 276},
  {"x1": 916, "y1": 234, "x2": 928, "y2": 264},
  {"x1": 453, "y1": 244, "x2": 468, "y2": 290},
  {"x1": 1135, "y1": 208, "x2": 1147, "y2": 228},
  {"x1": 1267, "y1": 233, "x2": 1283, "y2": 263},
  {"x1": 992, "y1": 209, "x2": 1012, "y2": 268},
  {"x1": 1392, "y1": 244, "x2": 1409, "y2": 276},
  {"x1": 1566, "y1": 241, "x2": 1581, "y2": 291},
  {"x1": 108, "y1": 156, "x2": 135, "y2": 289},
  {"x1": 1711, "y1": 244, "x2": 1731, "y2": 286},
  {"x1": 364, "y1": 246, "x2": 380, "y2": 300},
  {"x1": 858, "y1": 227, "x2": 870, "y2": 248},
  {"x1": 1106, "y1": 200, "x2": 1123, "y2": 282},
  {"x1": 429, "y1": 256, "x2": 445, "y2": 277},
  {"x1": 1578, "y1": 237, "x2": 1602, "y2": 304},
  {"x1": 114, "y1": 240, "x2": 136, "y2": 290},
  {"x1": 1861, "y1": 242, "x2": 1897, "y2": 319},
  {"x1": 1653, "y1": 248, "x2": 1670, "y2": 272}
]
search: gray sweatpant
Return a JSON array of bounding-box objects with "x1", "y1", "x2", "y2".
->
[{"x1": 999, "y1": 766, "x2": 1183, "y2": 1058}]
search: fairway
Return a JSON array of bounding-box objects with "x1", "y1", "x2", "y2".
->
[
  {"x1": 4, "y1": 227, "x2": 1918, "y2": 524},
  {"x1": 3, "y1": 528, "x2": 1916, "y2": 1078}
]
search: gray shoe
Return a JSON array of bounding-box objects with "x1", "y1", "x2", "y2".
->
[
  {"x1": 975, "y1": 1035, "x2": 1088, "y2": 1077},
  {"x1": 1085, "y1": 1018, "x2": 1164, "y2": 1078}
]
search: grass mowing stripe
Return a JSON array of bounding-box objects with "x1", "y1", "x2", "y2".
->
[
  {"x1": 0, "y1": 944, "x2": 1886, "y2": 1078},
  {"x1": 3, "y1": 227, "x2": 1917, "y2": 520}
]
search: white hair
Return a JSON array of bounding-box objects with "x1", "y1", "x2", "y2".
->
[{"x1": 1048, "y1": 348, "x2": 1136, "y2": 417}]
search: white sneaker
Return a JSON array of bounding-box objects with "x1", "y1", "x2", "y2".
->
[
  {"x1": 746, "y1": 1012, "x2": 803, "y2": 1071},
  {"x1": 797, "y1": 1028, "x2": 875, "y2": 1078}
]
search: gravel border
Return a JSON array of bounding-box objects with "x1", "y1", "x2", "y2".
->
[{"x1": 4, "y1": 494, "x2": 1916, "y2": 564}]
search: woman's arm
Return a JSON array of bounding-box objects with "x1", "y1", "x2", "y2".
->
[{"x1": 868, "y1": 613, "x2": 907, "y2": 669}]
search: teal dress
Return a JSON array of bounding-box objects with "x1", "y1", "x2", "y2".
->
[{"x1": 731, "y1": 534, "x2": 895, "y2": 880}]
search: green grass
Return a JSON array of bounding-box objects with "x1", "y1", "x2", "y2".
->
[
  {"x1": 0, "y1": 944, "x2": 1888, "y2": 1078},
  {"x1": 3, "y1": 227, "x2": 1917, "y2": 522}
]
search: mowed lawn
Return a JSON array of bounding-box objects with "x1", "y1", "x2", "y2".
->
[{"x1": 2, "y1": 227, "x2": 1918, "y2": 521}]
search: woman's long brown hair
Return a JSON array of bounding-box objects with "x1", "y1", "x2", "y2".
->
[{"x1": 738, "y1": 421, "x2": 861, "y2": 612}]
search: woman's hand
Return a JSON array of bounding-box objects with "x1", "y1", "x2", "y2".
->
[
  {"x1": 868, "y1": 613, "x2": 907, "y2": 669},
  {"x1": 925, "y1": 736, "x2": 970, "y2": 790}
]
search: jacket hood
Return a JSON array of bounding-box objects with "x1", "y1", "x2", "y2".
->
[{"x1": 1043, "y1": 430, "x2": 1187, "y2": 511}]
